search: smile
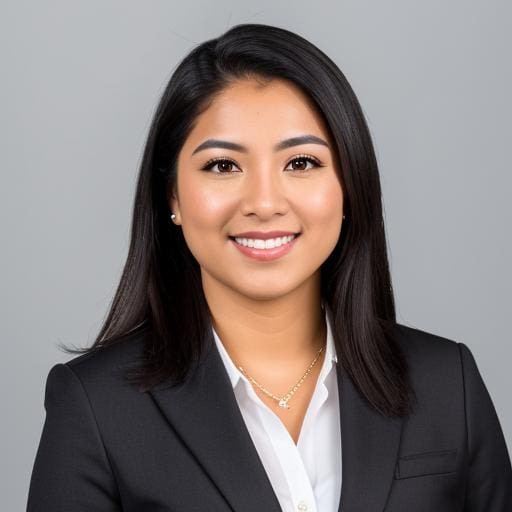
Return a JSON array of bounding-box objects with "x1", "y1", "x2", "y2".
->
[
  {"x1": 233, "y1": 234, "x2": 297, "y2": 249},
  {"x1": 229, "y1": 233, "x2": 301, "y2": 261}
]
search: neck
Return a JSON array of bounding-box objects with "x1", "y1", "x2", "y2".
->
[{"x1": 202, "y1": 272, "x2": 326, "y2": 372}]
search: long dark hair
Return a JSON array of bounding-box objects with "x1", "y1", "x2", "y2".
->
[{"x1": 60, "y1": 23, "x2": 414, "y2": 417}]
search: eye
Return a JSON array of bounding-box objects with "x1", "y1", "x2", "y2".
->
[
  {"x1": 200, "y1": 154, "x2": 324, "y2": 174},
  {"x1": 285, "y1": 154, "x2": 323, "y2": 172},
  {"x1": 201, "y1": 158, "x2": 241, "y2": 174}
]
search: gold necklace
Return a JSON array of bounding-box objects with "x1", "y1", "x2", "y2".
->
[{"x1": 237, "y1": 344, "x2": 325, "y2": 410}]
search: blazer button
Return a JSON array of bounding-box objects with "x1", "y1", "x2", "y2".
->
[{"x1": 297, "y1": 500, "x2": 308, "y2": 511}]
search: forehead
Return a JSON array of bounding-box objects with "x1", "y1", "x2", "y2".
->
[{"x1": 182, "y1": 78, "x2": 332, "y2": 150}]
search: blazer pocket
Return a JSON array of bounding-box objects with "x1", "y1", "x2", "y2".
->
[{"x1": 395, "y1": 448, "x2": 458, "y2": 479}]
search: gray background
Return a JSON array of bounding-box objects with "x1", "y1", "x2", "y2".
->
[{"x1": 2, "y1": 0, "x2": 510, "y2": 509}]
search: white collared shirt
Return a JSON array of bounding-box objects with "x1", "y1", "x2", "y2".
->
[{"x1": 212, "y1": 303, "x2": 342, "y2": 512}]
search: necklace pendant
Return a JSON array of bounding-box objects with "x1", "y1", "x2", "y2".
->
[{"x1": 278, "y1": 399, "x2": 290, "y2": 409}]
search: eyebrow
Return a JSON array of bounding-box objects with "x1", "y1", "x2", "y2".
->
[{"x1": 190, "y1": 134, "x2": 330, "y2": 156}]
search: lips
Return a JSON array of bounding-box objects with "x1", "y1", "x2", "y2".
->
[
  {"x1": 229, "y1": 230, "x2": 301, "y2": 240},
  {"x1": 229, "y1": 232, "x2": 300, "y2": 261}
]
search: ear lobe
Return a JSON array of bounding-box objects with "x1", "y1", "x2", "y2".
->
[{"x1": 168, "y1": 188, "x2": 179, "y2": 215}]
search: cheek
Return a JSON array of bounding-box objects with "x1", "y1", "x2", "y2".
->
[
  {"x1": 178, "y1": 183, "x2": 231, "y2": 262},
  {"x1": 298, "y1": 179, "x2": 343, "y2": 256},
  {"x1": 179, "y1": 177, "x2": 233, "y2": 228},
  {"x1": 302, "y1": 179, "x2": 343, "y2": 227}
]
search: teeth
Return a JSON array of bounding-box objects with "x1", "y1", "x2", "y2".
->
[{"x1": 234, "y1": 234, "x2": 296, "y2": 249}]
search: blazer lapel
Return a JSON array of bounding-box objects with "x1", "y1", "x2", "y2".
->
[
  {"x1": 149, "y1": 335, "x2": 403, "y2": 512},
  {"x1": 149, "y1": 336, "x2": 283, "y2": 512},
  {"x1": 337, "y1": 362, "x2": 404, "y2": 511}
]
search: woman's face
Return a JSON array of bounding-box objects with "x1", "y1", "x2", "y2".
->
[{"x1": 171, "y1": 78, "x2": 344, "y2": 301}]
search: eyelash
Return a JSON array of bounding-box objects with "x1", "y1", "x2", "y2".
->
[{"x1": 200, "y1": 154, "x2": 324, "y2": 174}]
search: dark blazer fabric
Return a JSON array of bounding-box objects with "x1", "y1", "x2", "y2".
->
[{"x1": 27, "y1": 324, "x2": 512, "y2": 511}]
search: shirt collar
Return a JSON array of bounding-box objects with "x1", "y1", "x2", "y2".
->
[{"x1": 212, "y1": 300, "x2": 338, "y2": 390}]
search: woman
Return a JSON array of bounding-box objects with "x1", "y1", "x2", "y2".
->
[{"x1": 27, "y1": 23, "x2": 512, "y2": 512}]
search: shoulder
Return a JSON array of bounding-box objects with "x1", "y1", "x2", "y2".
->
[
  {"x1": 393, "y1": 321, "x2": 464, "y2": 371},
  {"x1": 392, "y1": 322, "x2": 487, "y2": 389},
  {"x1": 65, "y1": 329, "x2": 146, "y2": 380},
  {"x1": 391, "y1": 322, "x2": 495, "y2": 422},
  {"x1": 392, "y1": 322, "x2": 467, "y2": 401},
  {"x1": 393, "y1": 321, "x2": 460, "y2": 354},
  {"x1": 44, "y1": 328, "x2": 149, "y2": 409}
]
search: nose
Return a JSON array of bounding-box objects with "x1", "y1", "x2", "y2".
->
[{"x1": 239, "y1": 165, "x2": 289, "y2": 220}]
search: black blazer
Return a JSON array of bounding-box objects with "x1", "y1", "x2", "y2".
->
[{"x1": 27, "y1": 323, "x2": 512, "y2": 511}]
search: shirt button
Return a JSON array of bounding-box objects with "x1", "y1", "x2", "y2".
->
[{"x1": 297, "y1": 500, "x2": 308, "y2": 511}]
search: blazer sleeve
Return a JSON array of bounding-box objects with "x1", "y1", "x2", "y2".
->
[
  {"x1": 26, "y1": 363, "x2": 121, "y2": 511},
  {"x1": 458, "y1": 342, "x2": 512, "y2": 511}
]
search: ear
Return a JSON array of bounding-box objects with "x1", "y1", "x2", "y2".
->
[{"x1": 168, "y1": 184, "x2": 181, "y2": 225}]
